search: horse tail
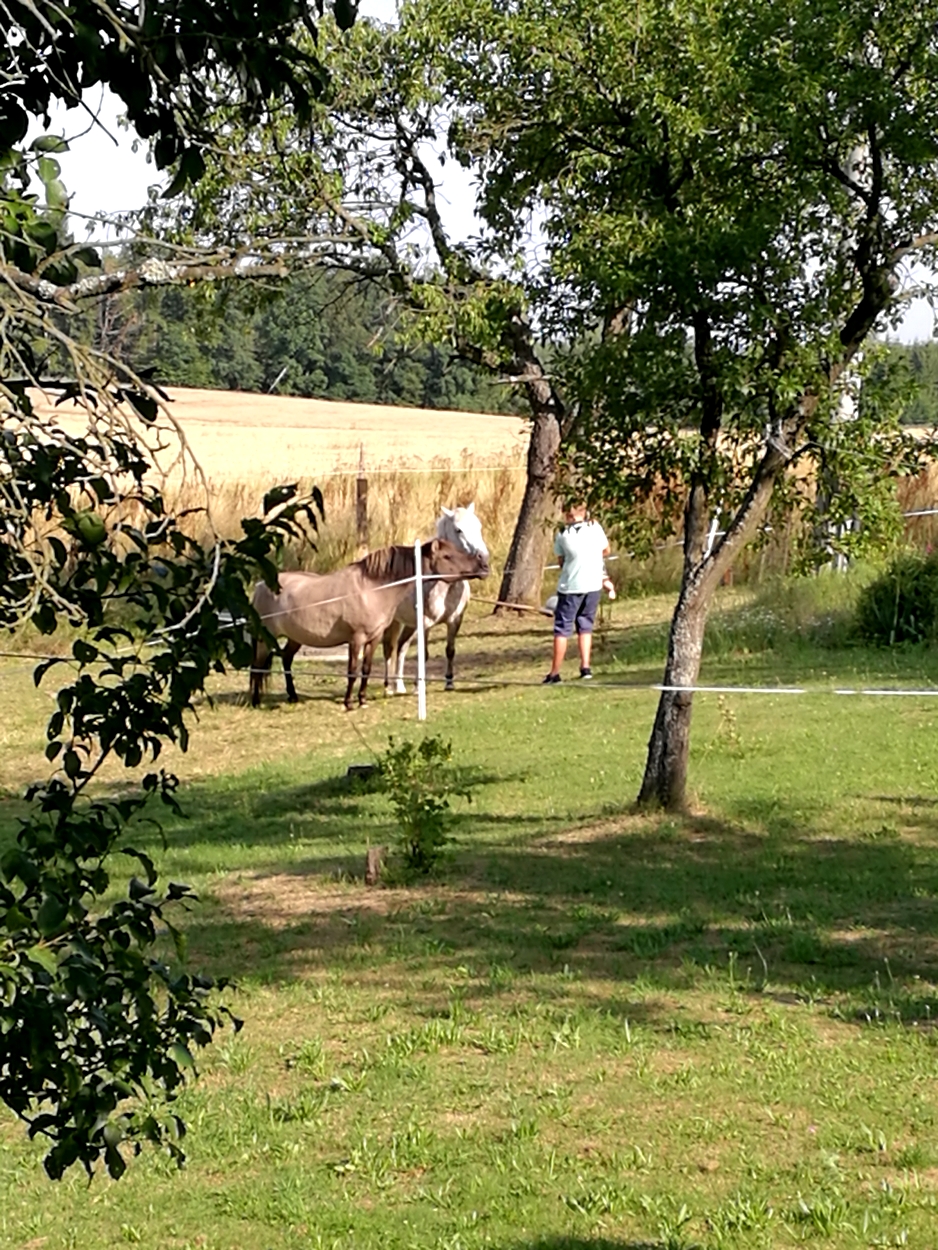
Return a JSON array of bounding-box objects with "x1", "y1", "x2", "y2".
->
[{"x1": 250, "y1": 636, "x2": 273, "y2": 707}]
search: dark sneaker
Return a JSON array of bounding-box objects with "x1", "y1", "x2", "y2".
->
[
  {"x1": 542, "y1": 672, "x2": 562, "y2": 685},
  {"x1": 579, "y1": 667, "x2": 593, "y2": 680}
]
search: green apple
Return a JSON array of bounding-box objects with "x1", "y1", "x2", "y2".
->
[{"x1": 71, "y1": 510, "x2": 107, "y2": 547}]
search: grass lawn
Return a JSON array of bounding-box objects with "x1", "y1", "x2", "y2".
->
[{"x1": 2, "y1": 578, "x2": 938, "y2": 1249}]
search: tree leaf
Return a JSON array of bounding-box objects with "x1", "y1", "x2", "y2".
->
[
  {"x1": 36, "y1": 893, "x2": 69, "y2": 937},
  {"x1": 168, "y1": 1042, "x2": 195, "y2": 1071},
  {"x1": 24, "y1": 944, "x2": 58, "y2": 976},
  {"x1": 30, "y1": 135, "x2": 69, "y2": 154}
]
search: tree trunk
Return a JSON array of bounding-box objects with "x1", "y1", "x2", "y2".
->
[
  {"x1": 494, "y1": 327, "x2": 568, "y2": 609},
  {"x1": 638, "y1": 436, "x2": 793, "y2": 811},
  {"x1": 495, "y1": 403, "x2": 562, "y2": 609},
  {"x1": 637, "y1": 579, "x2": 709, "y2": 811}
]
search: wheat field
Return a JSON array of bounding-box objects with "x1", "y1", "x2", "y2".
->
[
  {"x1": 29, "y1": 386, "x2": 530, "y2": 481},
  {"x1": 25, "y1": 387, "x2": 938, "y2": 574},
  {"x1": 24, "y1": 386, "x2": 532, "y2": 568}
]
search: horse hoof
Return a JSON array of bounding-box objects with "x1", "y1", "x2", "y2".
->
[{"x1": 445, "y1": 681, "x2": 455, "y2": 692}]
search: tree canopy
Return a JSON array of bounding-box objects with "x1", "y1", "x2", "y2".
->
[
  {"x1": 402, "y1": 0, "x2": 938, "y2": 806},
  {"x1": 1, "y1": 0, "x2": 354, "y2": 194},
  {"x1": 144, "y1": 12, "x2": 573, "y2": 605},
  {"x1": 1, "y1": 0, "x2": 352, "y2": 1180}
]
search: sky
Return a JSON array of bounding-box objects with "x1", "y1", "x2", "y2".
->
[{"x1": 26, "y1": 0, "x2": 936, "y2": 345}]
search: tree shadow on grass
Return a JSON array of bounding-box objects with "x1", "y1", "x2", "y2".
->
[
  {"x1": 166, "y1": 778, "x2": 938, "y2": 1032},
  {"x1": 133, "y1": 766, "x2": 530, "y2": 869}
]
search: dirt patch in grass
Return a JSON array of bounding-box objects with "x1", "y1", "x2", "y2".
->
[{"x1": 213, "y1": 872, "x2": 538, "y2": 931}]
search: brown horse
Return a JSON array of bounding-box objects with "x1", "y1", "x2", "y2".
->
[{"x1": 250, "y1": 539, "x2": 489, "y2": 709}]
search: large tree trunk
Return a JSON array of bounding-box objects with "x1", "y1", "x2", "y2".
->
[
  {"x1": 494, "y1": 329, "x2": 568, "y2": 610},
  {"x1": 495, "y1": 400, "x2": 562, "y2": 609},
  {"x1": 638, "y1": 439, "x2": 792, "y2": 811},
  {"x1": 638, "y1": 579, "x2": 709, "y2": 811}
]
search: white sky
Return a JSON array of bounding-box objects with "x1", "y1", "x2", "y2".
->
[{"x1": 25, "y1": 0, "x2": 936, "y2": 345}]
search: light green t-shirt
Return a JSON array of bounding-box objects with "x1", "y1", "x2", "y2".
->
[{"x1": 554, "y1": 520, "x2": 609, "y2": 594}]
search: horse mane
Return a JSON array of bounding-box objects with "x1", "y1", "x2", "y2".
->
[{"x1": 358, "y1": 544, "x2": 417, "y2": 582}]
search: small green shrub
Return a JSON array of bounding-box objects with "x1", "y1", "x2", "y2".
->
[
  {"x1": 854, "y1": 551, "x2": 938, "y2": 645},
  {"x1": 378, "y1": 735, "x2": 472, "y2": 873}
]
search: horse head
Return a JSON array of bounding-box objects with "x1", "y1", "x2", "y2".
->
[
  {"x1": 437, "y1": 502, "x2": 489, "y2": 565},
  {"x1": 422, "y1": 537, "x2": 489, "y2": 581}
]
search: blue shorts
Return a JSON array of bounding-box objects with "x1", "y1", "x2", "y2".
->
[{"x1": 553, "y1": 590, "x2": 600, "y2": 637}]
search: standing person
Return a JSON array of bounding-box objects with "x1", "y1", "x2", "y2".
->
[{"x1": 543, "y1": 502, "x2": 611, "y2": 683}]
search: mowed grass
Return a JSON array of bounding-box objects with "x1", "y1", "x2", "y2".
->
[{"x1": 3, "y1": 578, "x2": 938, "y2": 1249}]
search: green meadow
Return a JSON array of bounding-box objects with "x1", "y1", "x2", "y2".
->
[{"x1": 2, "y1": 575, "x2": 938, "y2": 1250}]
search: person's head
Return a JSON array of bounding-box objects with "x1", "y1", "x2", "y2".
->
[{"x1": 564, "y1": 501, "x2": 588, "y2": 525}]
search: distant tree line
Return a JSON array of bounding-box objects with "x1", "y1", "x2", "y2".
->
[
  {"x1": 72, "y1": 262, "x2": 938, "y2": 426},
  {"x1": 886, "y1": 340, "x2": 938, "y2": 425},
  {"x1": 78, "y1": 266, "x2": 523, "y2": 413}
]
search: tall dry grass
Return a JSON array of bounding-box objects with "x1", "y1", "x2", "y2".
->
[
  {"x1": 897, "y1": 464, "x2": 938, "y2": 551},
  {"x1": 163, "y1": 460, "x2": 938, "y2": 597},
  {"x1": 168, "y1": 459, "x2": 528, "y2": 576}
]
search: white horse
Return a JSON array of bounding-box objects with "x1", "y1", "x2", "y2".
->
[{"x1": 382, "y1": 503, "x2": 490, "y2": 693}]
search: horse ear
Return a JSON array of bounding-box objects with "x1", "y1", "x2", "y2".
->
[
  {"x1": 465, "y1": 502, "x2": 475, "y2": 515},
  {"x1": 441, "y1": 506, "x2": 454, "y2": 518}
]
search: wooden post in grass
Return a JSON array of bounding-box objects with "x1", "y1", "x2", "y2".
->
[{"x1": 356, "y1": 443, "x2": 368, "y2": 550}]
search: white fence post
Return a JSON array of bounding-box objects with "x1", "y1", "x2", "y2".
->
[
  {"x1": 414, "y1": 537, "x2": 427, "y2": 721},
  {"x1": 704, "y1": 515, "x2": 720, "y2": 558}
]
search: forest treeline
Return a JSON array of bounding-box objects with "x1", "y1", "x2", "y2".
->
[
  {"x1": 890, "y1": 340, "x2": 938, "y2": 424},
  {"x1": 75, "y1": 262, "x2": 938, "y2": 423},
  {"x1": 79, "y1": 266, "x2": 524, "y2": 414}
]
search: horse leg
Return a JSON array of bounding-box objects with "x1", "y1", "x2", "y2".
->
[
  {"x1": 282, "y1": 638, "x2": 302, "y2": 703},
  {"x1": 395, "y1": 624, "x2": 416, "y2": 695},
  {"x1": 383, "y1": 621, "x2": 401, "y2": 693},
  {"x1": 444, "y1": 612, "x2": 464, "y2": 692},
  {"x1": 250, "y1": 638, "x2": 273, "y2": 707},
  {"x1": 359, "y1": 638, "x2": 376, "y2": 707},
  {"x1": 344, "y1": 642, "x2": 360, "y2": 711}
]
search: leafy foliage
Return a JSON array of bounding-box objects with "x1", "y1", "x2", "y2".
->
[
  {"x1": 1, "y1": 0, "x2": 354, "y2": 1185},
  {"x1": 1, "y1": 0, "x2": 347, "y2": 199},
  {"x1": 883, "y1": 340, "x2": 938, "y2": 427},
  {"x1": 854, "y1": 551, "x2": 938, "y2": 645},
  {"x1": 378, "y1": 736, "x2": 473, "y2": 874},
  {"x1": 428, "y1": 0, "x2": 938, "y2": 539},
  {"x1": 0, "y1": 392, "x2": 323, "y2": 1178}
]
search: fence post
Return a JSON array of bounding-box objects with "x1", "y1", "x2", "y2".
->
[
  {"x1": 414, "y1": 537, "x2": 427, "y2": 721},
  {"x1": 356, "y1": 443, "x2": 368, "y2": 550}
]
